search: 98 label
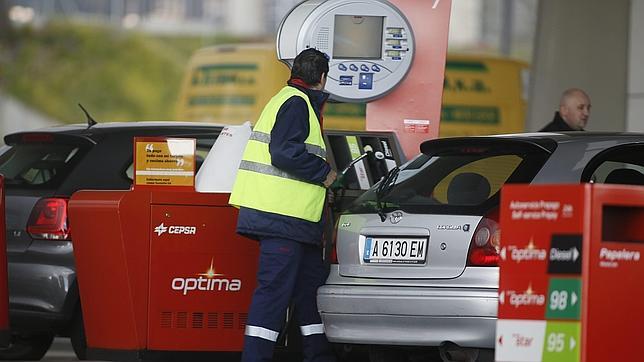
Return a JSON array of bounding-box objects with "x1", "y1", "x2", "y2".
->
[{"x1": 545, "y1": 278, "x2": 581, "y2": 320}]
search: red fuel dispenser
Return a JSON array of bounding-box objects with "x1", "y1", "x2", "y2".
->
[
  {"x1": 0, "y1": 176, "x2": 10, "y2": 347},
  {"x1": 68, "y1": 135, "x2": 260, "y2": 360},
  {"x1": 69, "y1": 190, "x2": 258, "y2": 360},
  {"x1": 496, "y1": 184, "x2": 644, "y2": 362}
]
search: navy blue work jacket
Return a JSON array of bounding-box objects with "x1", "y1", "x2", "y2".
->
[{"x1": 236, "y1": 81, "x2": 331, "y2": 245}]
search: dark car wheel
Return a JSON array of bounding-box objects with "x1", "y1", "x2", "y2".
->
[
  {"x1": 475, "y1": 348, "x2": 495, "y2": 362},
  {"x1": 0, "y1": 332, "x2": 54, "y2": 360},
  {"x1": 369, "y1": 346, "x2": 406, "y2": 362},
  {"x1": 70, "y1": 308, "x2": 87, "y2": 360},
  {"x1": 334, "y1": 343, "x2": 369, "y2": 362}
]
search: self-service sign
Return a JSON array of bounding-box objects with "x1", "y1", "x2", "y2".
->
[
  {"x1": 497, "y1": 184, "x2": 586, "y2": 362},
  {"x1": 497, "y1": 184, "x2": 644, "y2": 362},
  {"x1": 134, "y1": 137, "x2": 196, "y2": 189}
]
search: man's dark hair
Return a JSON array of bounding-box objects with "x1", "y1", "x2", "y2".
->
[{"x1": 290, "y1": 48, "x2": 329, "y2": 86}]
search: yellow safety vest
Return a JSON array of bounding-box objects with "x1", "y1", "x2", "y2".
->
[{"x1": 229, "y1": 86, "x2": 327, "y2": 222}]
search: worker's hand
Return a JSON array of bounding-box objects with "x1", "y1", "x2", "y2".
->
[{"x1": 323, "y1": 169, "x2": 337, "y2": 188}]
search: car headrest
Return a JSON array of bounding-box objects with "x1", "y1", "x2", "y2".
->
[
  {"x1": 604, "y1": 168, "x2": 644, "y2": 185},
  {"x1": 447, "y1": 172, "x2": 491, "y2": 205}
]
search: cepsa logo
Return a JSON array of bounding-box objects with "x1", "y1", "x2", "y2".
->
[
  {"x1": 154, "y1": 222, "x2": 197, "y2": 236},
  {"x1": 499, "y1": 284, "x2": 545, "y2": 308},
  {"x1": 171, "y1": 258, "x2": 241, "y2": 295}
]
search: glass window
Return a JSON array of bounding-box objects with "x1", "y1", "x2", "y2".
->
[
  {"x1": 348, "y1": 139, "x2": 551, "y2": 215},
  {"x1": 431, "y1": 155, "x2": 522, "y2": 204},
  {"x1": 583, "y1": 145, "x2": 644, "y2": 185},
  {"x1": 0, "y1": 143, "x2": 86, "y2": 187}
]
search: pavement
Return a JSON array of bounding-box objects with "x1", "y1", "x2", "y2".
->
[
  {"x1": 41, "y1": 338, "x2": 454, "y2": 362},
  {"x1": 42, "y1": 338, "x2": 79, "y2": 362}
]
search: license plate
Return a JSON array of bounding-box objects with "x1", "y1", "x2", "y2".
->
[{"x1": 363, "y1": 237, "x2": 427, "y2": 264}]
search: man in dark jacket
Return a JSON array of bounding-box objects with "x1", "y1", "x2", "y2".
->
[
  {"x1": 540, "y1": 88, "x2": 591, "y2": 131},
  {"x1": 229, "y1": 48, "x2": 337, "y2": 362}
]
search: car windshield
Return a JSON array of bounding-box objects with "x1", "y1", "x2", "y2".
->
[
  {"x1": 347, "y1": 139, "x2": 553, "y2": 215},
  {"x1": 0, "y1": 142, "x2": 86, "y2": 188}
]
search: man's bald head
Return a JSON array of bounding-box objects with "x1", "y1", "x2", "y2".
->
[{"x1": 559, "y1": 88, "x2": 591, "y2": 130}]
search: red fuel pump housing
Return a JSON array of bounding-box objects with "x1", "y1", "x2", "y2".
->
[
  {"x1": 69, "y1": 190, "x2": 258, "y2": 360},
  {"x1": 496, "y1": 184, "x2": 644, "y2": 362}
]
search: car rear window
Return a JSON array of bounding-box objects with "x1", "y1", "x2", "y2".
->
[
  {"x1": 0, "y1": 139, "x2": 89, "y2": 188},
  {"x1": 347, "y1": 138, "x2": 554, "y2": 215}
]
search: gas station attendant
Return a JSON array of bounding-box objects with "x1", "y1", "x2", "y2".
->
[{"x1": 229, "y1": 48, "x2": 338, "y2": 362}]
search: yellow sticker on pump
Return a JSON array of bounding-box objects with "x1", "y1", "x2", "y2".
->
[{"x1": 134, "y1": 138, "x2": 196, "y2": 188}]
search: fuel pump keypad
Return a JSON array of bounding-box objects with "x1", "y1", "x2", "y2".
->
[{"x1": 277, "y1": 0, "x2": 414, "y2": 102}]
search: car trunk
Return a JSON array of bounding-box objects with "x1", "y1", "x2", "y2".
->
[
  {"x1": 1, "y1": 132, "x2": 94, "y2": 252},
  {"x1": 336, "y1": 137, "x2": 555, "y2": 280},
  {"x1": 337, "y1": 212, "x2": 483, "y2": 279}
]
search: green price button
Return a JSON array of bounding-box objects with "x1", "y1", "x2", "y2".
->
[
  {"x1": 545, "y1": 278, "x2": 582, "y2": 320},
  {"x1": 542, "y1": 321, "x2": 580, "y2": 362}
]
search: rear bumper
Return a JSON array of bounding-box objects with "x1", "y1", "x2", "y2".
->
[
  {"x1": 317, "y1": 281, "x2": 498, "y2": 348},
  {"x1": 8, "y1": 309, "x2": 68, "y2": 333},
  {"x1": 7, "y1": 245, "x2": 77, "y2": 332}
]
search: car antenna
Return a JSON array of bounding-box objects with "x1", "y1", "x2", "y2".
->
[{"x1": 78, "y1": 103, "x2": 97, "y2": 129}]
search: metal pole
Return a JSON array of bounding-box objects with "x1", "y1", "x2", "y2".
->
[{"x1": 500, "y1": 0, "x2": 514, "y2": 56}]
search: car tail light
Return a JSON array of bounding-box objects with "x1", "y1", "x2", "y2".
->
[
  {"x1": 326, "y1": 219, "x2": 340, "y2": 264},
  {"x1": 328, "y1": 241, "x2": 339, "y2": 264},
  {"x1": 27, "y1": 198, "x2": 71, "y2": 240},
  {"x1": 467, "y1": 208, "x2": 500, "y2": 266},
  {"x1": 20, "y1": 133, "x2": 55, "y2": 143}
]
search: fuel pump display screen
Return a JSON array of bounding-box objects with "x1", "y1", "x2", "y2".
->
[
  {"x1": 277, "y1": 0, "x2": 414, "y2": 102},
  {"x1": 333, "y1": 15, "x2": 384, "y2": 59}
]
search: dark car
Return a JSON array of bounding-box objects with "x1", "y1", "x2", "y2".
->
[{"x1": 0, "y1": 122, "x2": 224, "y2": 360}]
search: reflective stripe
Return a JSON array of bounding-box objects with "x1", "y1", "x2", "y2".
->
[
  {"x1": 245, "y1": 325, "x2": 279, "y2": 342},
  {"x1": 305, "y1": 144, "x2": 327, "y2": 159},
  {"x1": 300, "y1": 323, "x2": 325, "y2": 336},
  {"x1": 249, "y1": 131, "x2": 327, "y2": 159},
  {"x1": 239, "y1": 160, "x2": 303, "y2": 182},
  {"x1": 249, "y1": 131, "x2": 271, "y2": 143}
]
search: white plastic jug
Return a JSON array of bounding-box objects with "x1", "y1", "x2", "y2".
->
[{"x1": 195, "y1": 122, "x2": 252, "y2": 193}]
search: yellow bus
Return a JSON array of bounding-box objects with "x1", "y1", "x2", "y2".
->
[{"x1": 176, "y1": 44, "x2": 528, "y2": 136}]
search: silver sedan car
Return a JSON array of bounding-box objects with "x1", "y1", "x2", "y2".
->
[{"x1": 318, "y1": 132, "x2": 644, "y2": 362}]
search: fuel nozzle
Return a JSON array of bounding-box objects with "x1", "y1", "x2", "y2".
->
[{"x1": 330, "y1": 145, "x2": 384, "y2": 191}]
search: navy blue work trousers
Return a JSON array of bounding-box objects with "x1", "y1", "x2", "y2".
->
[{"x1": 241, "y1": 237, "x2": 336, "y2": 362}]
